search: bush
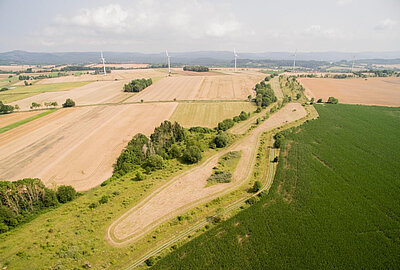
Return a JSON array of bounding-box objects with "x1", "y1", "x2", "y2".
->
[
  {"x1": 246, "y1": 196, "x2": 259, "y2": 205},
  {"x1": 145, "y1": 154, "x2": 164, "y2": 170},
  {"x1": 218, "y1": 119, "x2": 234, "y2": 131},
  {"x1": 145, "y1": 257, "x2": 156, "y2": 266},
  {"x1": 239, "y1": 111, "x2": 250, "y2": 121},
  {"x1": 89, "y1": 202, "x2": 98, "y2": 209},
  {"x1": 183, "y1": 146, "x2": 202, "y2": 164},
  {"x1": 135, "y1": 171, "x2": 145, "y2": 181},
  {"x1": 317, "y1": 98, "x2": 323, "y2": 103},
  {"x1": 214, "y1": 133, "x2": 229, "y2": 148},
  {"x1": 252, "y1": 181, "x2": 262, "y2": 192},
  {"x1": 43, "y1": 188, "x2": 59, "y2": 207},
  {"x1": 62, "y1": 98, "x2": 75, "y2": 108},
  {"x1": 56, "y1": 185, "x2": 77, "y2": 203},
  {"x1": 327, "y1": 96, "x2": 339, "y2": 104},
  {"x1": 99, "y1": 195, "x2": 109, "y2": 204}
]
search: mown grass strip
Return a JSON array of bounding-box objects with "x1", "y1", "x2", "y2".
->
[{"x1": 0, "y1": 109, "x2": 56, "y2": 134}]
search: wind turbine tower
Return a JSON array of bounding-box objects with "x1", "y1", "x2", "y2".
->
[
  {"x1": 100, "y1": 51, "x2": 106, "y2": 75},
  {"x1": 234, "y1": 49, "x2": 238, "y2": 72},
  {"x1": 166, "y1": 50, "x2": 171, "y2": 76},
  {"x1": 293, "y1": 49, "x2": 297, "y2": 72}
]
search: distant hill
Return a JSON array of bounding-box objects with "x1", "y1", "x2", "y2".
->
[{"x1": 0, "y1": 50, "x2": 399, "y2": 66}]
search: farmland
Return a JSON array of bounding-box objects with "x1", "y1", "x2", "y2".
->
[
  {"x1": 0, "y1": 81, "x2": 90, "y2": 104},
  {"x1": 124, "y1": 72, "x2": 264, "y2": 102},
  {"x1": 170, "y1": 102, "x2": 256, "y2": 128},
  {"x1": 299, "y1": 77, "x2": 400, "y2": 106},
  {"x1": 153, "y1": 104, "x2": 400, "y2": 269},
  {"x1": 0, "y1": 103, "x2": 177, "y2": 191}
]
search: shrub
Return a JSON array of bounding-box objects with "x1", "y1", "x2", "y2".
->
[
  {"x1": 56, "y1": 185, "x2": 77, "y2": 203},
  {"x1": 317, "y1": 98, "x2": 323, "y2": 103},
  {"x1": 99, "y1": 195, "x2": 109, "y2": 204},
  {"x1": 62, "y1": 98, "x2": 75, "y2": 108},
  {"x1": 273, "y1": 156, "x2": 279, "y2": 163},
  {"x1": 246, "y1": 196, "x2": 259, "y2": 205},
  {"x1": 252, "y1": 181, "x2": 262, "y2": 192},
  {"x1": 218, "y1": 119, "x2": 234, "y2": 131},
  {"x1": 89, "y1": 202, "x2": 98, "y2": 209},
  {"x1": 43, "y1": 188, "x2": 59, "y2": 207},
  {"x1": 327, "y1": 96, "x2": 339, "y2": 104},
  {"x1": 135, "y1": 171, "x2": 145, "y2": 181},
  {"x1": 183, "y1": 146, "x2": 202, "y2": 164},
  {"x1": 239, "y1": 111, "x2": 250, "y2": 121},
  {"x1": 145, "y1": 154, "x2": 164, "y2": 170},
  {"x1": 145, "y1": 257, "x2": 156, "y2": 266},
  {"x1": 213, "y1": 133, "x2": 229, "y2": 148}
]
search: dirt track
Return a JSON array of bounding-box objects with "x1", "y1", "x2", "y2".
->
[
  {"x1": 108, "y1": 103, "x2": 306, "y2": 244},
  {"x1": 299, "y1": 77, "x2": 400, "y2": 107},
  {"x1": 0, "y1": 103, "x2": 178, "y2": 191}
]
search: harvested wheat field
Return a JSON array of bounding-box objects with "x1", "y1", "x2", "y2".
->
[
  {"x1": 125, "y1": 72, "x2": 263, "y2": 102},
  {"x1": 108, "y1": 103, "x2": 307, "y2": 244},
  {"x1": 0, "y1": 103, "x2": 178, "y2": 191},
  {"x1": 36, "y1": 69, "x2": 167, "y2": 84},
  {"x1": 170, "y1": 102, "x2": 256, "y2": 128},
  {"x1": 0, "y1": 111, "x2": 43, "y2": 128},
  {"x1": 299, "y1": 77, "x2": 400, "y2": 106},
  {"x1": 9, "y1": 80, "x2": 130, "y2": 110},
  {"x1": 86, "y1": 63, "x2": 149, "y2": 69}
]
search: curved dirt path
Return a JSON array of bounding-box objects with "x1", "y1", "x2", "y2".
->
[{"x1": 107, "y1": 103, "x2": 306, "y2": 245}]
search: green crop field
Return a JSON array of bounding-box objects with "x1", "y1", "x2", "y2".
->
[
  {"x1": 170, "y1": 102, "x2": 256, "y2": 128},
  {"x1": 0, "y1": 81, "x2": 90, "y2": 103},
  {"x1": 153, "y1": 104, "x2": 400, "y2": 269}
]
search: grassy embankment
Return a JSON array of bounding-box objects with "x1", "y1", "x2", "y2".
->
[
  {"x1": 0, "y1": 110, "x2": 56, "y2": 134},
  {"x1": 153, "y1": 104, "x2": 400, "y2": 269}
]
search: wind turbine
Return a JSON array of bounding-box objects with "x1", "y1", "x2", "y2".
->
[
  {"x1": 166, "y1": 50, "x2": 171, "y2": 76},
  {"x1": 234, "y1": 49, "x2": 238, "y2": 72},
  {"x1": 100, "y1": 51, "x2": 106, "y2": 75},
  {"x1": 293, "y1": 49, "x2": 297, "y2": 72}
]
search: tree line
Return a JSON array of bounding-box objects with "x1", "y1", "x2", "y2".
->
[
  {"x1": 0, "y1": 178, "x2": 77, "y2": 233},
  {"x1": 111, "y1": 120, "x2": 231, "y2": 181},
  {"x1": 183, "y1": 66, "x2": 209, "y2": 72},
  {"x1": 123, "y1": 78, "x2": 153, "y2": 92}
]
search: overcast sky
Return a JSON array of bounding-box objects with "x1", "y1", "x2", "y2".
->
[{"x1": 0, "y1": 0, "x2": 399, "y2": 53}]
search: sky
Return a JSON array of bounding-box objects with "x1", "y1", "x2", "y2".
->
[{"x1": 0, "y1": 0, "x2": 399, "y2": 53}]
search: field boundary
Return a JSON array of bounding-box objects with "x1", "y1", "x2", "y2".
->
[{"x1": 0, "y1": 109, "x2": 56, "y2": 134}]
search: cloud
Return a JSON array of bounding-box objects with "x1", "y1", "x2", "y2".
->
[
  {"x1": 303, "y1": 25, "x2": 345, "y2": 39},
  {"x1": 40, "y1": 1, "x2": 245, "y2": 50},
  {"x1": 337, "y1": 0, "x2": 352, "y2": 6},
  {"x1": 375, "y1": 18, "x2": 397, "y2": 30}
]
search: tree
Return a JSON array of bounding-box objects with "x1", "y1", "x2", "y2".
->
[
  {"x1": 214, "y1": 133, "x2": 229, "y2": 148},
  {"x1": 145, "y1": 154, "x2": 164, "y2": 170},
  {"x1": 317, "y1": 98, "x2": 323, "y2": 103},
  {"x1": 273, "y1": 156, "x2": 279, "y2": 163},
  {"x1": 247, "y1": 95, "x2": 252, "y2": 101},
  {"x1": 99, "y1": 195, "x2": 109, "y2": 204},
  {"x1": 30, "y1": 102, "x2": 41, "y2": 109},
  {"x1": 183, "y1": 145, "x2": 202, "y2": 164},
  {"x1": 327, "y1": 96, "x2": 339, "y2": 104},
  {"x1": 56, "y1": 185, "x2": 77, "y2": 203},
  {"x1": 14, "y1": 104, "x2": 20, "y2": 110},
  {"x1": 24, "y1": 80, "x2": 28, "y2": 86},
  {"x1": 252, "y1": 181, "x2": 262, "y2": 192},
  {"x1": 239, "y1": 111, "x2": 250, "y2": 121},
  {"x1": 0, "y1": 101, "x2": 14, "y2": 114},
  {"x1": 43, "y1": 188, "x2": 59, "y2": 207},
  {"x1": 310, "y1": 97, "x2": 315, "y2": 104},
  {"x1": 296, "y1": 93, "x2": 301, "y2": 100},
  {"x1": 62, "y1": 98, "x2": 75, "y2": 108},
  {"x1": 218, "y1": 118, "x2": 234, "y2": 131}
]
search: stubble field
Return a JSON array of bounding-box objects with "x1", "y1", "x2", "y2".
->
[
  {"x1": 0, "y1": 103, "x2": 178, "y2": 191},
  {"x1": 299, "y1": 77, "x2": 400, "y2": 106}
]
